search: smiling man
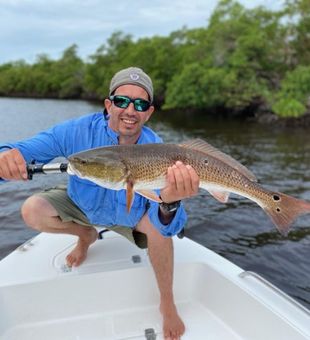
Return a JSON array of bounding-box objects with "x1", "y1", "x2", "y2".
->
[
  {"x1": 106, "y1": 69, "x2": 155, "y2": 145},
  {"x1": 0, "y1": 67, "x2": 199, "y2": 339}
]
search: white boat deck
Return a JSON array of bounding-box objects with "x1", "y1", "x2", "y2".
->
[{"x1": 0, "y1": 231, "x2": 309, "y2": 340}]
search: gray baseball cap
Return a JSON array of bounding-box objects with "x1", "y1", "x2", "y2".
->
[{"x1": 109, "y1": 67, "x2": 153, "y2": 102}]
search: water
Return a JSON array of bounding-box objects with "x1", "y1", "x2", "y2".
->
[{"x1": 1, "y1": 98, "x2": 310, "y2": 309}]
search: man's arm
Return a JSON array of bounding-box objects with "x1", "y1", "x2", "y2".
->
[
  {"x1": 0, "y1": 126, "x2": 67, "y2": 181},
  {"x1": 156, "y1": 161, "x2": 199, "y2": 227},
  {"x1": 158, "y1": 205, "x2": 179, "y2": 225},
  {"x1": 159, "y1": 161, "x2": 199, "y2": 204},
  {"x1": 0, "y1": 115, "x2": 83, "y2": 182}
]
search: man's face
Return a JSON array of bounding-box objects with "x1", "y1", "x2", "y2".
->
[{"x1": 105, "y1": 84, "x2": 154, "y2": 144}]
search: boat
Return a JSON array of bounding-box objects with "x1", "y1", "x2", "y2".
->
[{"x1": 0, "y1": 229, "x2": 309, "y2": 340}]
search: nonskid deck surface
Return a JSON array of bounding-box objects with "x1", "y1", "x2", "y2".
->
[
  {"x1": 0, "y1": 232, "x2": 309, "y2": 340},
  {"x1": 0, "y1": 262, "x2": 244, "y2": 340},
  {"x1": 1, "y1": 301, "x2": 242, "y2": 340}
]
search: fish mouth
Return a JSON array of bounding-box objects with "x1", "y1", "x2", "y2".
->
[
  {"x1": 67, "y1": 163, "x2": 83, "y2": 177},
  {"x1": 67, "y1": 163, "x2": 75, "y2": 176}
]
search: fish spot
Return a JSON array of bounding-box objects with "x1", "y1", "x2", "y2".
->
[
  {"x1": 276, "y1": 208, "x2": 281, "y2": 213},
  {"x1": 273, "y1": 194, "x2": 280, "y2": 201},
  {"x1": 232, "y1": 172, "x2": 239, "y2": 178}
]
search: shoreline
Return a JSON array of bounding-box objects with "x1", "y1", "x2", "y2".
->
[{"x1": 1, "y1": 95, "x2": 310, "y2": 127}]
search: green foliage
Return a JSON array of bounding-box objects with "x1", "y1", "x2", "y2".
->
[
  {"x1": 283, "y1": 0, "x2": 310, "y2": 65},
  {"x1": 164, "y1": 63, "x2": 269, "y2": 111},
  {"x1": 0, "y1": 45, "x2": 84, "y2": 98},
  {"x1": 0, "y1": 0, "x2": 309, "y2": 121},
  {"x1": 164, "y1": 0, "x2": 276, "y2": 112},
  {"x1": 272, "y1": 98, "x2": 306, "y2": 117},
  {"x1": 272, "y1": 65, "x2": 310, "y2": 117},
  {"x1": 83, "y1": 32, "x2": 134, "y2": 100},
  {"x1": 276, "y1": 65, "x2": 310, "y2": 102},
  {"x1": 55, "y1": 44, "x2": 85, "y2": 98}
]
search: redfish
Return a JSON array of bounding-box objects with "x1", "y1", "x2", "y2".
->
[{"x1": 68, "y1": 139, "x2": 310, "y2": 235}]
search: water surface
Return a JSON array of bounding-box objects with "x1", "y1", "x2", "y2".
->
[{"x1": 0, "y1": 98, "x2": 309, "y2": 308}]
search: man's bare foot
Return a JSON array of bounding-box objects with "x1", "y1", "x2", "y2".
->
[
  {"x1": 160, "y1": 301, "x2": 185, "y2": 340},
  {"x1": 66, "y1": 227, "x2": 98, "y2": 267}
]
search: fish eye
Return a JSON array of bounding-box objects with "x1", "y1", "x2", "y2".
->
[{"x1": 273, "y1": 194, "x2": 280, "y2": 201}]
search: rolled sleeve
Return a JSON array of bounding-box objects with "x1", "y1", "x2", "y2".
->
[{"x1": 147, "y1": 201, "x2": 187, "y2": 237}]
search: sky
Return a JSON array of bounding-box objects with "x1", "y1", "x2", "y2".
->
[{"x1": 0, "y1": 0, "x2": 285, "y2": 64}]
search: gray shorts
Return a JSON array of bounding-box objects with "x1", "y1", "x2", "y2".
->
[{"x1": 36, "y1": 185, "x2": 148, "y2": 249}]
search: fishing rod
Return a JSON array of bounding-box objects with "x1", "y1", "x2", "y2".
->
[
  {"x1": 26, "y1": 162, "x2": 68, "y2": 180},
  {"x1": 5, "y1": 161, "x2": 186, "y2": 239}
]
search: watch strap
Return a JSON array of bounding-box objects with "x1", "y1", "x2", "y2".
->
[{"x1": 159, "y1": 199, "x2": 181, "y2": 213}]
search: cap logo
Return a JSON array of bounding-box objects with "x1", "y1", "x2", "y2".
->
[{"x1": 130, "y1": 73, "x2": 140, "y2": 81}]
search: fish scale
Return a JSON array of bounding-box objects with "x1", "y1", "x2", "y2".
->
[{"x1": 68, "y1": 139, "x2": 310, "y2": 235}]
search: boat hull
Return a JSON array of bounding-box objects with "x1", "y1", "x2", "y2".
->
[{"x1": 0, "y1": 232, "x2": 309, "y2": 339}]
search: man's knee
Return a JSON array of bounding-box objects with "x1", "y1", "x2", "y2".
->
[
  {"x1": 21, "y1": 195, "x2": 56, "y2": 230},
  {"x1": 136, "y1": 214, "x2": 167, "y2": 240}
]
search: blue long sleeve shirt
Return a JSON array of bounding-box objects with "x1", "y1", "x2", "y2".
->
[{"x1": 0, "y1": 112, "x2": 187, "y2": 236}]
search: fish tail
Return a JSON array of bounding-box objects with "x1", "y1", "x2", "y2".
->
[{"x1": 263, "y1": 192, "x2": 310, "y2": 236}]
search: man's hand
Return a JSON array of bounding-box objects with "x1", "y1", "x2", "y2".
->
[
  {"x1": 0, "y1": 148, "x2": 28, "y2": 180},
  {"x1": 160, "y1": 161, "x2": 199, "y2": 203}
]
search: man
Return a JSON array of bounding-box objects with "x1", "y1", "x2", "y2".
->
[{"x1": 0, "y1": 67, "x2": 199, "y2": 339}]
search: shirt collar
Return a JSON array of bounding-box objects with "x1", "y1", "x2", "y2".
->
[{"x1": 102, "y1": 110, "x2": 119, "y2": 145}]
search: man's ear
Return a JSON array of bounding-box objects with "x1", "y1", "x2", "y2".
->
[
  {"x1": 145, "y1": 105, "x2": 155, "y2": 122},
  {"x1": 104, "y1": 98, "x2": 112, "y2": 113}
]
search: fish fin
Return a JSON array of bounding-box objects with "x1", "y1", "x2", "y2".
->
[
  {"x1": 263, "y1": 192, "x2": 310, "y2": 236},
  {"x1": 136, "y1": 190, "x2": 162, "y2": 203},
  {"x1": 126, "y1": 180, "x2": 135, "y2": 213},
  {"x1": 179, "y1": 139, "x2": 257, "y2": 182},
  {"x1": 208, "y1": 190, "x2": 230, "y2": 203}
]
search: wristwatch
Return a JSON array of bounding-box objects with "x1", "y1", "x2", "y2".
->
[{"x1": 159, "y1": 199, "x2": 181, "y2": 214}]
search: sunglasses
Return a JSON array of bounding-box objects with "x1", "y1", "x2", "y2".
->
[{"x1": 109, "y1": 95, "x2": 151, "y2": 112}]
